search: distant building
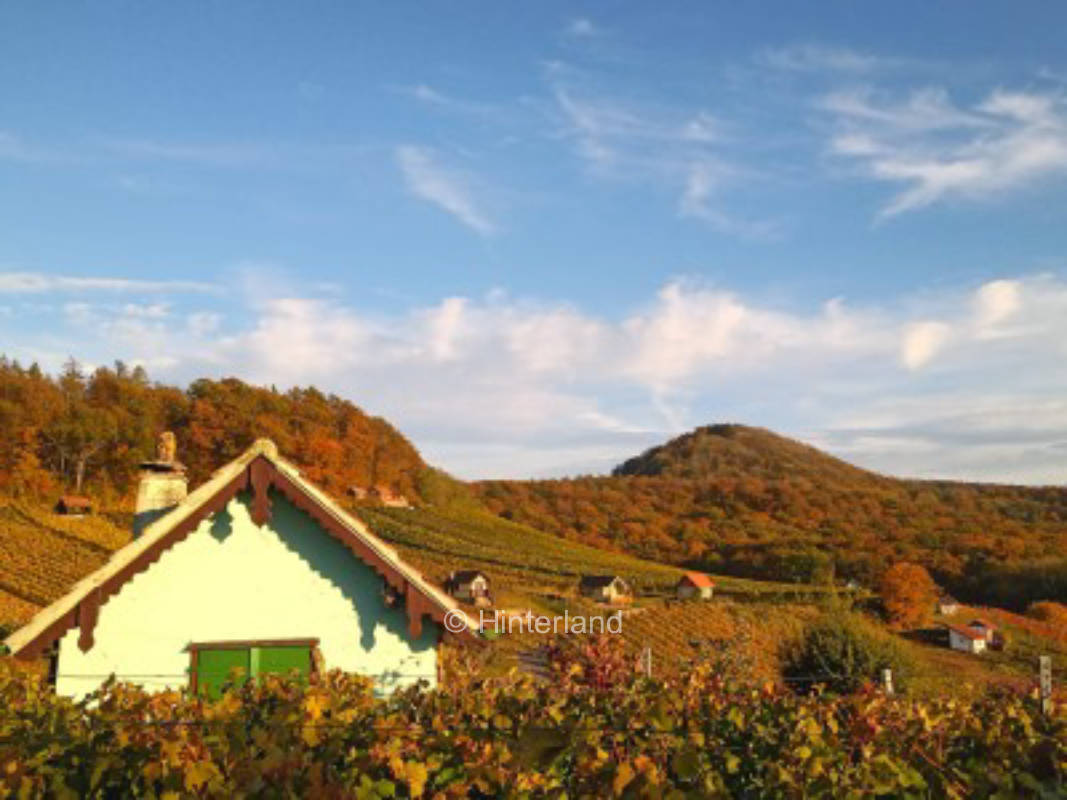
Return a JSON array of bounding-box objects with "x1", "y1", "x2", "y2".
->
[
  {"x1": 55, "y1": 495, "x2": 92, "y2": 516},
  {"x1": 967, "y1": 618, "x2": 996, "y2": 642},
  {"x1": 947, "y1": 624, "x2": 987, "y2": 654},
  {"x1": 349, "y1": 485, "x2": 411, "y2": 508},
  {"x1": 676, "y1": 572, "x2": 714, "y2": 600},
  {"x1": 579, "y1": 575, "x2": 631, "y2": 604},
  {"x1": 937, "y1": 595, "x2": 960, "y2": 616},
  {"x1": 445, "y1": 570, "x2": 491, "y2": 606}
]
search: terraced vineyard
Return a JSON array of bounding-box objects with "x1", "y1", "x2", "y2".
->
[
  {"x1": 0, "y1": 502, "x2": 130, "y2": 625},
  {"x1": 360, "y1": 506, "x2": 683, "y2": 595}
]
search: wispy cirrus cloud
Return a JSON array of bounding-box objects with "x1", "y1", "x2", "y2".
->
[
  {"x1": 396, "y1": 145, "x2": 496, "y2": 235},
  {"x1": 756, "y1": 43, "x2": 919, "y2": 74},
  {"x1": 104, "y1": 138, "x2": 275, "y2": 167},
  {"x1": 551, "y1": 84, "x2": 775, "y2": 238},
  {"x1": 822, "y1": 86, "x2": 1067, "y2": 217},
  {"x1": 0, "y1": 271, "x2": 216, "y2": 294}
]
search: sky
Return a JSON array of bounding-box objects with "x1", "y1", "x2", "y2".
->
[{"x1": 2, "y1": 2, "x2": 1067, "y2": 483}]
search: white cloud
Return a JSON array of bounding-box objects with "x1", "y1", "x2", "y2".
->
[
  {"x1": 757, "y1": 44, "x2": 890, "y2": 73},
  {"x1": 105, "y1": 138, "x2": 273, "y2": 167},
  {"x1": 565, "y1": 18, "x2": 600, "y2": 38},
  {"x1": 0, "y1": 272, "x2": 215, "y2": 294},
  {"x1": 823, "y1": 87, "x2": 1067, "y2": 217},
  {"x1": 552, "y1": 88, "x2": 773, "y2": 237},
  {"x1": 12, "y1": 270, "x2": 1067, "y2": 483},
  {"x1": 396, "y1": 146, "x2": 496, "y2": 235},
  {"x1": 900, "y1": 320, "x2": 951, "y2": 369},
  {"x1": 974, "y1": 279, "x2": 1022, "y2": 329}
]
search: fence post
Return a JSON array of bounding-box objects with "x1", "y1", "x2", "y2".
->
[
  {"x1": 881, "y1": 668, "x2": 894, "y2": 697},
  {"x1": 1039, "y1": 656, "x2": 1052, "y2": 717}
]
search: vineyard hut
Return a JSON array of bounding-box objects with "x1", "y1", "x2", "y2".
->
[
  {"x1": 676, "y1": 572, "x2": 715, "y2": 600},
  {"x1": 579, "y1": 575, "x2": 631, "y2": 604},
  {"x1": 937, "y1": 595, "x2": 960, "y2": 616},
  {"x1": 55, "y1": 495, "x2": 92, "y2": 516},
  {"x1": 967, "y1": 618, "x2": 996, "y2": 642},
  {"x1": 946, "y1": 624, "x2": 987, "y2": 654},
  {"x1": 445, "y1": 570, "x2": 491, "y2": 606},
  {"x1": 3, "y1": 438, "x2": 476, "y2": 700}
]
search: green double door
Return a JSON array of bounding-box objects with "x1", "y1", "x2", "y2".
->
[{"x1": 194, "y1": 644, "x2": 312, "y2": 699}]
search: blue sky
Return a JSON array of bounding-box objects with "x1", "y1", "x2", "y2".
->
[{"x1": 3, "y1": 2, "x2": 1067, "y2": 482}]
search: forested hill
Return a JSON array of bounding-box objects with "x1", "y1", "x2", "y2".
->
[
  {"x1": 614, "y1": 423, "x2": 887, "y2": 485},
  {"x1": 0, "y1": 359, "x2": 425, "y2": 503},
  {"x1": 475, "y1": 424, "x2": 1067, "y2": 607}
]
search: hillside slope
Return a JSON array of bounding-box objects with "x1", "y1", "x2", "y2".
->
[{"x1": 475, "y1": 424, "x2": 1067, "y2": 605}]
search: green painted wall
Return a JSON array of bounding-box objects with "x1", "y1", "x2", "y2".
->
[{"x1": 55, "y1": 492, "x2": 438, "y2": 698}]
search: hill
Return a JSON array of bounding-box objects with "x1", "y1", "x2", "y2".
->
[
  {"x1": 0, "y1": 358, "x2": 425, "y2": 503},
  {"x1": 475, "y1": 424, "x2": 1067, "y2": 608},
  {"x1": 615, "y1": 423, "x2": 884, "y2": 485}
]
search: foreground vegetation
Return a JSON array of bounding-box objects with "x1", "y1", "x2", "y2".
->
[{"x1": 1, "y1": 647, "x2": 1063, "y2": 798}]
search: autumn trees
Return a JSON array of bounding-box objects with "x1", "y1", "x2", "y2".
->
[
  {"x1": 475, "y1": 426, "x2": 1067, "y2": 606},
  {"x1": 0, "y1": 358, "x2": 426, "y2": 504},
  {"x1": 879, "y1": 562, "x2": 938, "y2": 629}
]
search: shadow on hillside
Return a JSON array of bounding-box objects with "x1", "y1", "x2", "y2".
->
[{"x1": 901, "y1": 627, "x2": 949, "y2": 647}]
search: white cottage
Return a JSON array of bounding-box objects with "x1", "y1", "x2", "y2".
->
[
  {"x1": 947, "y1": 624, "x2": 987, "y2": 654},
  {"x1": 3, "y1": 438, "x2": 476, "y2": 698}
]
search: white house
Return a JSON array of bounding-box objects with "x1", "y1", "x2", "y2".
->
[
  {"x1": 967, "y1": 618, "x2": 996, "y2": 642},
  {"x1": 676, "y1": 571, "x2": 715, "y2": 600},
  {"x1": 3, "y1": 438, "x2": 476, "y2": 699},
  {"x1": 947, "y1": 624, "x2": 987, "y2": 654},
  {"x1": 579, "y1": 575, "x2": 631, "y2": 604},
  {"x1": 445, "y1": 570, "x2": 491, "y2": 606}
]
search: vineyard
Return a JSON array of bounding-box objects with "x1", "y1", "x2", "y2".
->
[
  {"x1": 0, "y1": 505, "x2": 118, "y2": 608},
  {"x1": 1, "y1": 651, "x2": 1064, "y2": 798},
  {"x1": 360, "y1": 506, "x2": 826, "y2": 605}
]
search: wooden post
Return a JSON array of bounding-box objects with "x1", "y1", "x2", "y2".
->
[
  {"x1": 641, "y1": 647, "x2": 652, "y2": 678},
  {"x1": 881, "y1": 668, "x2": 894, "y2": 697},
  {"x1": 1039, "y1": 656, "x2": 1052, "y2": 717}
]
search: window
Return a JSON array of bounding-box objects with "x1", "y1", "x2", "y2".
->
[{"x1": 187, "y1": 638, "x2": 319, "y2": 698}]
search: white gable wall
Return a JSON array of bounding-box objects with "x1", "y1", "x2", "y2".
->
[{"x1": 55, "y1": 492, "x2": 438, "y2": 699}]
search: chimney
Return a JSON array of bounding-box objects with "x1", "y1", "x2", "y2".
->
[{"x1": 134, "y1": 431, "x2": 187, "y2": 538}]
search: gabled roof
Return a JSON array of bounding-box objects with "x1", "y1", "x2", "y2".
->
[
  {"x1": 679, "y1": 571, "x2": 715, "y2": 589},
  {"x1": 946, "y1": 624, "x2": 985, "y2": 642},
  {"x1": 5, "y1": 439, "x2": 476, "y2": 660},
  {"x1": 969, "y1": 618, "x2": 996, "y2": 630},
  {"x1": 580, "y1": 575, "x2": 628, "y2": 590},
  {"x1": 449, "y1": 570, "x2": 489, "y2": 585}
]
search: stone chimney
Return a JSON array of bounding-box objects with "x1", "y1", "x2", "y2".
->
[{"x1": 134, "y1": 431, "x2": 188, "y2": 538}]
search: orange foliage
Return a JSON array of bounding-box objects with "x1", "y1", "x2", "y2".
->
[{"x1": 879, "y1": 562, "x2": 937, "y2": 629}]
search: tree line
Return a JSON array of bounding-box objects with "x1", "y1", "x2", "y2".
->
[{"x1": 0, "y1": 357, "x2": 425, "y2": 504}]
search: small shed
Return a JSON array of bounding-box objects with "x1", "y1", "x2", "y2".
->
[
  {"x1": 55, "y1": 495, "x2": 92, "y2": 516},
  {"x1": 936, "y1": 595, "x2": 960, "y2": 616},
  {"x1": 579, "y1": 575, "x2": 631, "y2": 604},
  {"x1": 676, "y1": 572, "x2": 715, "y2": 600},
  {"x1": 947, "y1": 624, "x2": 987, "y2": 654},
  {"x1": 967, "y1": 618, "x2": 996, "y2": 642},
  {"x1": 445, "y1": 570, "x2": 491, "y2": 606}
]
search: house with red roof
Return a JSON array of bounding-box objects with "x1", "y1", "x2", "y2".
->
[
  {"x1": 676, "y1": 571, "x2": 715, "y2": 600},
  {"x1": 946, "y1": 623, "x2": 987, "y2": 654}
]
